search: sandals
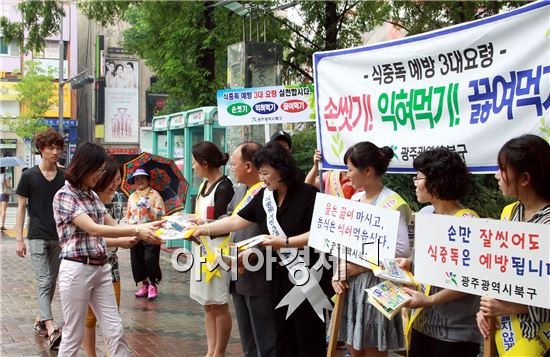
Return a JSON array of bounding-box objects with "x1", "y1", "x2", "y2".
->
[
  {"x1": 48, "y1": 327, "x2": 62, "y2": 350},
  {"x1": 33, "y1": 321, "x2": 48, "y2": 337}
]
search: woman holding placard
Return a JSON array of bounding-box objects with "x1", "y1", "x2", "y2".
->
[
  {"x1": 331, "y1": 141, "x2": 412, "y2": 357},
  {"x1": 476, "y1": 134, "x2": 550, "y2": 356},
  {"x1": 397, "y1": 147, "x2": 482, "y2": 357}
]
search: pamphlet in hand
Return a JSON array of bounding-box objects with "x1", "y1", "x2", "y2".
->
[
  {"x1": 156, "y1": 213, "x2": 196, "y2": 240},
  {"x1": 232, "y1": 235, "x2": 266, "y2": 252},
  {"x1": 369, "y1": 257, "x2": 416, "y2": 285},
  {"x1": 366, "y1": 280, "x2": 412, "y2": 320}
]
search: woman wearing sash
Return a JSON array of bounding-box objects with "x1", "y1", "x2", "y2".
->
[
  {"x1": 330, "y1": 141, "x2": 411, "y2": 357},
  {"x1": 397, "y1": 148, "x2": 481, "y2": 357},
  {"x1": 476, "y1": 134, "x2": 550, "y2": 356},
  {"x1": 190, "y1": 141, "x2": 234, "y2": 357},
  {"x1": 193, "y1": 141, "x2": 333, "y2": 357}
]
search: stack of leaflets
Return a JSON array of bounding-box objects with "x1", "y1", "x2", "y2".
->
[
  {"x1": 366, "y1": 280, "x2": 412, "y2": 320},
  {"x1": 368, "y1": 257, "x2": 417, "y2": 285},
  {"x1": 232, "y1": 235, "x2": 266, "y2": 251},
  {"x1": 156, "y1": 213, "x2": 196, "y2": 240}
]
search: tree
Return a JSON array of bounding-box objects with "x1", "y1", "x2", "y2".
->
[
  {"x1": 118, "y1": 1, "x2": 290, "y2": 111},
  {"x1": 1, "y1": 61, "x2": 54, "y2": 165},
  {"x1": 0, "y1": 0, "x2": 65, "y2": 54}
]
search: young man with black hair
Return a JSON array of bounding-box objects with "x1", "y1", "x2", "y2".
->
[{"x1": 15, "y1": 128, "x2": 65, "y2": 348}]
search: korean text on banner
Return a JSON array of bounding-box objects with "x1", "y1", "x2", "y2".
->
[
  {"x1": 308, "y1": 193, "x2": 399, "y2": 267},
  {"x1": 414, "y1": 214, "x2": 550, "y2": 309},
  {"x1": 313, "y1": 1, "x2": 550, "y2": 173},
  {"x1": 217, "y1": 84, "x2": 315, "y2": 126}
]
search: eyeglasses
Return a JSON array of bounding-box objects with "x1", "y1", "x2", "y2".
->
[{"x1": 412, "y1": 177, "x2": 427, "y2": 183}]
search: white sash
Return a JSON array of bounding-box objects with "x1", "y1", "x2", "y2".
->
[{"x1": 262, "y1": 189, "x2": 332, "y2": 321}]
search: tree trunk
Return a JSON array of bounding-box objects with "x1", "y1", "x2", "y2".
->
[{"x1": 324, "y1": 1, "x2": 338, "y2": 51}]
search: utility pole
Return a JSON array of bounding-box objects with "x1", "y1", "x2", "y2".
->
[{"x1": 58, "y1": 15, "x2": 64, "y2": 135}]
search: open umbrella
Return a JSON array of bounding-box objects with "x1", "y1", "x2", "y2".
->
[
  {"x1": 0, "y1": 156, "x2": 27, "y2": 167},
  {"x1": 121, "y1": 152, "x2": 189, "y2": 215}
]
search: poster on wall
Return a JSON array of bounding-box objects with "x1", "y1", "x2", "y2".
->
[
  {"x1": 313, "y1": 2, "x2": 550, "y2": 173},
  {"x1": 104, "y1": 60, "x2": 139, "y2": 143}
]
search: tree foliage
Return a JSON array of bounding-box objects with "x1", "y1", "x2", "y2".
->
[
  {"x1": 1, "y1": 61, "x2": 53, "y2": 164},
  {"x1": 381, "y1": 1, "x2": 528, "y2": 36},
  {"x1": 273, "y1": 1, "x2": 388, "y2": 82},
  {"x1": 0, "y1": 0, "x2": 64, "y2": 54},
  {"x1": 77, "y1": 0, "x2": 136, "y2": 27},
  {"x1": 117, "y1": 1, "x2": 292, "y2": 112}
]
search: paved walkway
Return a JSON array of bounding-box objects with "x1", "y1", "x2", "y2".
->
[{"x1": 0, "y1": 206, "x2": 243, "y2": 356}]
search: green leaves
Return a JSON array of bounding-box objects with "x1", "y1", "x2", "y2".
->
[
  {"x1": 330, "y1": 131, "x2": 344, "y2": 159},
  {"x1": 1, "y1": 61, "x2": 55, "y2": 141}
]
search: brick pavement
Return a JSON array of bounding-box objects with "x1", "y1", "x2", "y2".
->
[{"x1": 0, "y1": 205, "x2": 243, "y2": 357}]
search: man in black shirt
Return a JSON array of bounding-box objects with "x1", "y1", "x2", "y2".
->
[{"x1": 15, "y1": 128, "x2": 64, "y2": 348}]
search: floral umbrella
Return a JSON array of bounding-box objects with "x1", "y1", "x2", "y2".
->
[{"x1": 121, "y1": 152, "x2": 189, "y2": 215}]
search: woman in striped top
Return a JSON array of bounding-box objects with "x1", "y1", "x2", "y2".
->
[{"x1": 476, "y1": 134, "x2": 550, "y2": 356}]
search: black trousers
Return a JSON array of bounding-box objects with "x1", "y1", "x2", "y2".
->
[
  {"x1": 272, "y1": 265, "x2": 327, "y2": 357},
  {"x1": 130, "y1": 241, "x2": 162, "y2": 284},
  {"x1": 409, "y1": 329, "x2": 480, "y2": 357}
]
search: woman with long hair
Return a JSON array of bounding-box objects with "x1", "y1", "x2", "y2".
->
[
  {"x1": 52, "y1": 143, "x2": 162, "y2": 356},
  {"x1": 332, "y1": 141, "x2": 412, "y2": 357},
  {"x1": 476, "y1": 134, "x2": 550, "y2": 356},
  {"x1": 190, "y1": 141, "x2": 234, "y2": 357}
]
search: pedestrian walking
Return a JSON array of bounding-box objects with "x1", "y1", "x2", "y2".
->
[
  {"x1": 14, "y1": 128, "x2": 65, "y2": 348},
  {"x1": 0, "y1": 167, "x2": 12, "y2": 230},
  {"x1": 52, "y1": 142, "x2": 163, "y2": 357}
]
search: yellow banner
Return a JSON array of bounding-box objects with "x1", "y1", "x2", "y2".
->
[
  {"x1": 16, "y1": 83, "x2": 72, "y2": 118},
  {"x1": 43, "y1": 84, "x2": 71, "y2": 118},
  {"x1": 0, "y1": 82, "x2": 18, "y2": 101}
]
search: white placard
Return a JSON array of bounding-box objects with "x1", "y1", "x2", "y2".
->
[
  {"x1": 414, "y1": 213, "x2": 550, "y2": 309},
  {"x1": 308, "y1": 193, "x2": 400, "y2": 267},
  {"x1": 313, "y1": 2, "x2": 550, "y2": 173}
]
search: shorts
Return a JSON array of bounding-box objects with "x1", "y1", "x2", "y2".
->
[{"x1": 0, "y1": 194, "x2": 8, "y2": 202}]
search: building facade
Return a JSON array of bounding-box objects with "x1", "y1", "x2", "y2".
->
[
  {"x1": 77, "y1": 13, "x2": 157, "y2": 167},
  {"x1": 0, "y1": 0, "x2": 78, "y2": 191}
]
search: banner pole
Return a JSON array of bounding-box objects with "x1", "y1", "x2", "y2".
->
[
  {"x1": 483, "y1": 317, "x2": 496, "y2": 357},
  {"x1": 327, "y1": 291, "x2": 345, "y2": 357}
]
